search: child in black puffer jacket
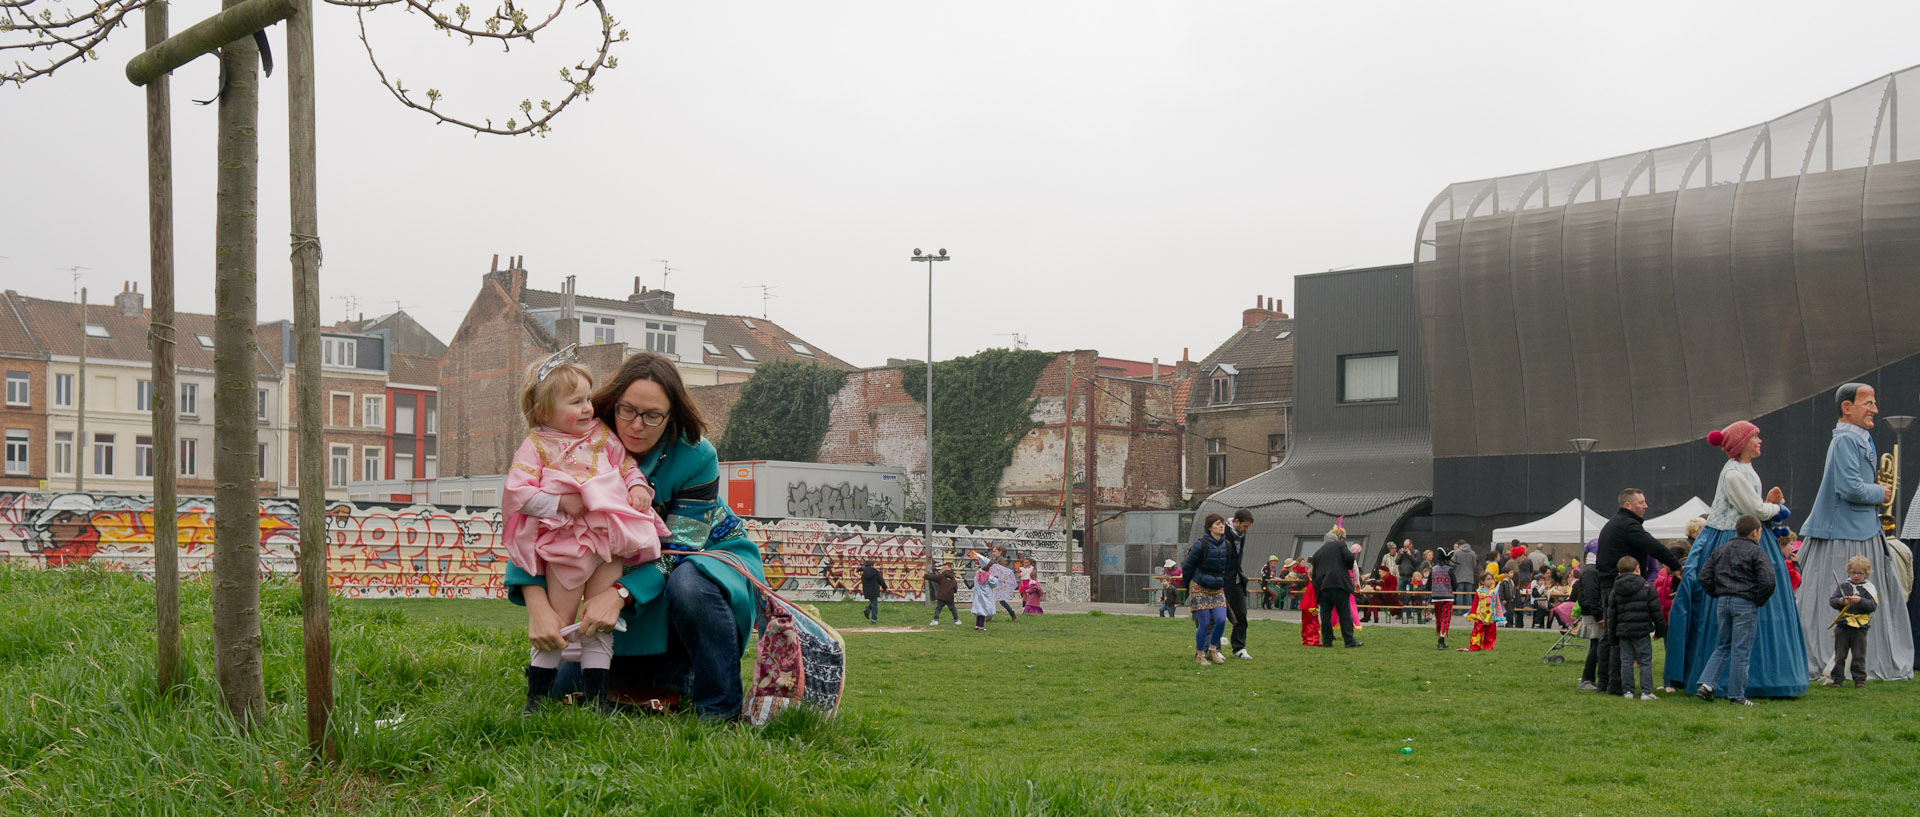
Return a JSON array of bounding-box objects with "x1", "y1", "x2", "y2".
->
[{"x1": 1608, "y1": 556, "x2": 1666, "y2": 700}]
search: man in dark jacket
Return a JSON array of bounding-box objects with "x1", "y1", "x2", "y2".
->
[
  {"x1": 1223, "y1": 509, "x2": 1256, "y2": 659},
  {"x1": 1309, "y1": 527, "x2": 1362, "y2": 648},
  {"x1": 1696, "y1": 515, "x2": 1775, "y2": 704},
  {"x1": 924, "y1": 560, "x2": 959, "y2": 626},
  {"x1": 1594, "y1": 489, "x2": 1685, "y2": 695},
  {"x1": 1394, "y1": 540, "x2": 1420, "y2": 609},
  {"x1": 859, "y1": 560, "x2": 888, "y2": 624},
  {"x1": 1608, "y1": 556, "x2": 1666, "y2": 699}
]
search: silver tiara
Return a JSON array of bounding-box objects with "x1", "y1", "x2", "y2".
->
[{"x1": 535, "y1": 343, "x2": 579, "y2": 382}]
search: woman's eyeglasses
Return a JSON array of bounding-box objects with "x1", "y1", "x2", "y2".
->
[{"x1": 614, "y1": 405, "x2": 668, "y2": 427}]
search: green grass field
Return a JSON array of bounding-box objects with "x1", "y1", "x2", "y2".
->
[{"x1": 2, "y1": 564, "x2": 1914, "y2": 815}]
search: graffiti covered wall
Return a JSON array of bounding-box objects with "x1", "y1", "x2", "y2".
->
[
  {"x1": 785, "y1": 480, "x2": 900, "y2": 522},
  {"x1": 0, "y1": 491, "x2": 506, "y2": 599},
  {"x1": 0, "y1": 491, "x2": 1082, "y2": 603}
]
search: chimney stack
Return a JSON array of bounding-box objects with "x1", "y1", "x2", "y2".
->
[
  {"x1": 1241, "y1": 294, "x2": 1291, "y2": 327},
  {"x1": 491, "y1": 254, "x2": 500, "y2": 272},
  {"x1": 628, "y1": 287, "x2": 675, "y2": 315},
  {"x1": 115, "y1": 281, "x2": 144, "y2": 317}
]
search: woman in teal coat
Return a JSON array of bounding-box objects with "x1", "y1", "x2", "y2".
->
[{"x1": 505, "y1": 352, "x2": 766, "y2": 719}]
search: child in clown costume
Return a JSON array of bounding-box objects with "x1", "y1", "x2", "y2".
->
[{"x1": 1461, "y1": 567, "x2": 1504, "y2": 651}]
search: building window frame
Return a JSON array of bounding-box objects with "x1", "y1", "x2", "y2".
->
[
  {"x1": 329, "y1": 444, "x2": 350, "y2": 488},
  {"x1": 4, "y1": 371, "x2": 27, "y2": 407},
  {"x1": 4, "y1": 429, "x2": 27, "y2": 475},
  {"x1": 363, "y1": 395, "x2": 384, "y2": 429},
  {"x1": 53, "y1": 431, "x2": 73, "y2": 476},
  {"x1": 328, "y1": 391, "x2": 354, "y2": 427},
  {"x1": 323, "y1": 336, "x2": 358, "y2": 368},
  {"x1": 644, "y1": 322, "x2": 678, "y2": 355},
  {"x1": 258, "y1": 389, "x2": 270, "y2": 422},
  {"x1": 134, "y1": 435, "x2": 154, "y2": 478},
  {"x1": 1337, "y1": 352, "x2": 1400, "y2": 404},
  {"x1": 393, "y1": 451, "x2": 414, "y2": 480},
  {"x1": 1205, "y1": 438, "x2": 1227, "y2": 488},
  {"x1": 180, "y1": 382, "x2": 198, "y2": 417},
  {"x1": 54, "y1": 373, "x2": 73, "y2": 407},
  {"x1": 180, "y1": 438, "x2": 198, "y2": 477},
  {"x1": 136, "y1": 379, "x2": 154, "y2": 413},
  {"x1": 93, "y1": 433, "x2": 115, "y2": 477},
  {"x1": 361, "y1": 445, "x2": 383, "y2": 482}
]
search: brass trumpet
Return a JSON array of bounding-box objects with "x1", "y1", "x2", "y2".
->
[{"x1": 1879, "y1": 451, "x2": 1898, "y2": 533}]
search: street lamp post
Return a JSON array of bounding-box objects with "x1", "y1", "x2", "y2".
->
[
  {"x1": 1884, "y1": 415, "x2": 1915, "y2": 532},
  {"x1": 1570, "y1": 438, "x2": 1599, "y2": 546},
  {"x1": 910, "y1": 249, "x2": 949, "y2": 594}
]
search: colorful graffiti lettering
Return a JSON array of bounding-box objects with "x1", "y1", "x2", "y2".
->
[{"x1": 2, "y1": 491, "x2": 1079, "y2": 603}]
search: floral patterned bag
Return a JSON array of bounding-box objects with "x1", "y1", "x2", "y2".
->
[{"x1": 684, "y1": 550, "x2": 846, "y2": 726}]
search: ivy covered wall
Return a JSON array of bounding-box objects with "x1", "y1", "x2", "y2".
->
[
  {"x1": 715, "y1": 361, "x2": 849, "y2": 462},
  {"x1": 900, "y1": 348, "x2": 1056, "y2": 526}
]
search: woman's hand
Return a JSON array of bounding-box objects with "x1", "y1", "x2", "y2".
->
[
  {"x1": 557, "y1": 494, "x2": 586, "y2": 518},
  {"x1": 1765, "y1": 486, "x2": 1784, "y2": 504},
  {"x1": 627, "y1": 483, "x2": 655, "y2": 511},
  {"x1": 578, "y1": 586, "x2": 626, "y2": 635},
  {"x1": 524, "y1": 587, "x2": 567, "y2": 652}
]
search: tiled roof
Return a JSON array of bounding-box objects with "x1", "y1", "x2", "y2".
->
[
  {"x1": 685, "y1": 310, "x2": 855, "y2": 371},
  {"x1": 389, "y1": 354, "x2": 439, "y2": 388},
  {"x1": 12, "y1": 292, "x2": 279, "y2": 376},
  {"x1": 1187, "y1": 316, "x2": 1294, "y2": 411},
  {"x1": 517, "y1": 287, "x2": 854, "y2": 371},
  {"x1": 0, "y1": 292, "x2": 45, "y2": 357}
]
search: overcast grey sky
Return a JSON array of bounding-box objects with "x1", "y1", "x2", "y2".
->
[{"x1": 5, "y1": 1, "x2": 1919, "y2": 368}]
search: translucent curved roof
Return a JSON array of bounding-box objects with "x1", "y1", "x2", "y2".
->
[{"x1": 1416, "y1": 65, "x2": 1920, "y2": 262}]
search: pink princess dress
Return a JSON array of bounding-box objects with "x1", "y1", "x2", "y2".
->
[{"x1": 501, "y1": 420, "x2": 670, "y2": 590}]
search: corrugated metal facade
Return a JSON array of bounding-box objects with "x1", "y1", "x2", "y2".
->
[
  {"x1": 1415, "y1": 67, "x2": 1920, "y2": 542},
  {"x1": 1198, "y1": 264, "x2": 1432, "y2": 571}
]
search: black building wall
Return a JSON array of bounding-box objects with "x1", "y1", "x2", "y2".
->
[{"x1": 1432, "y1": 353, "x2": 1920, "y2": 544}]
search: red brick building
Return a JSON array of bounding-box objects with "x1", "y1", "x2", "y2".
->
[
  {"x1": 0, "y1": 296, "x2": 47, "y2": 489},
  {"x1": 440, "y1": 256, "x2": 852, "y2": 477}
]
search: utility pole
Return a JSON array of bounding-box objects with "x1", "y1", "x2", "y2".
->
[
  {"x1": 76, "y1": 286, "x2": 87, "y2": 491},
  {"x1": 1060, "y1": 357, "x2": 1073, "y2": 560}
]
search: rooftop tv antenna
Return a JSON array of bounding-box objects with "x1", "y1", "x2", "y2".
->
[
  {"x1": 61, "y1": 264, "x2": 93, "y2": 299},
  {"x1": 997, "y1": 332, "x2": 1029, "y2": 350},
  {"x1": 650, "y1": 259, "x2": 676, "y2": 291},
  {"x1": 742, "y1": 284, "x2": 778, "y2": 319},
  {"x1": 330, "y1": 294, "x2": 360, "y2": 323}
]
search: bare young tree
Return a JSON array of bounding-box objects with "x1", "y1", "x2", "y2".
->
[{"x1": 9, "y1": 0, "x2": 626, "y2": 735}]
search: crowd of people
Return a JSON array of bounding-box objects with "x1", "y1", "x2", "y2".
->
[{"x1": 1162, "y1": 384, "x2": 1916, "y2": 704}]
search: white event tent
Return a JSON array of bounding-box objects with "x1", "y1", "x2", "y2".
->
[
  {"x1": 1490, "y1": 499, "x2": 1610, "y2": 544},
  {"x1": 1642, "y1": 497, "x2": 1711, "y2": 540}
]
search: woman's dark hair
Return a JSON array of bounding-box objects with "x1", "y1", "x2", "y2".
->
[
  {"x1": 1202, "y1": 513, "x2": 1225, "y2": 534},
  {"x1": 593, "y1": 351, "x2": 708, "y2": 446}
]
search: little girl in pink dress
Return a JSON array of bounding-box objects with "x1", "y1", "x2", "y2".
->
[{"x1": 502, "y1": 356, "x2": 670, "y2": 711}]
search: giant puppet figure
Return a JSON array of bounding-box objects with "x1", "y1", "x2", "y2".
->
[
  {"x1": 1796, "y1": 383, "x2": 1915, "y2": 681},
  {"x1": 1662, "y1": 420, "x2": 1808, "y2": 698}
]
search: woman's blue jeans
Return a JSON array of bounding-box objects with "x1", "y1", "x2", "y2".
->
[
  {"x1": 1194, "y1": 606, "x2": 1228, "y2": 651},
  {"x1": 552, "y1": 560, "x2": 748, "y2": 719}
]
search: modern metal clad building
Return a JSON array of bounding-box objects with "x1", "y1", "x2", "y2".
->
[
  {"x1": 1414, "y1": 66, "x2": 1920, "y2": 541},
  {"x1": 1196, "y1": 264, "x2": 1432, "y2": 571}
]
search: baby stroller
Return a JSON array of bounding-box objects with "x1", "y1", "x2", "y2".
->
[{"x1": 1542, "y1": 614, "x2": 1589, "y2": 665}]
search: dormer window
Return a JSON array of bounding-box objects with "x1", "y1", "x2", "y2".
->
[
  {"x1": 85, "y1": 324, "x2": 110, "y2": 338},
  {"x1": 741, "y1": 317, "x2": 757, "y2": 329},
  {"x1": 732, "y1": 345, "x2": 758, "y2": 363},
  {"x1": 702, "y1": 341, "x2": 724, "y2": 358},
  {"x1": 195, "y1": 333, "x2": 215, "y2": 349},
  {"x1": 1209, "y1": 363, "x2": 1237, "y2": 405},
  {"x1": 786, "y1": 341, "x2": 814, "y2": 357}
]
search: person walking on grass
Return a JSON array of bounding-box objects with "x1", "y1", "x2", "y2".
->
[
  {"x1": 1310, "y1": 522, "x2": 1363, "y2": 648},
  {"x1": 1158, "y1": 559, "x2": 1183, "y2": 617},
  {"x1": 1429, "y1": 550, "x2": 1455, "y2": 649},
  {"x1": 926, "y1": 560, "x2": 959, "y2": 626},
  {"x1": 1609, "y1": 556, "x2": 1666, "y2": 700},
  {"x1": 1221, "y1": 509, "x2": 1257, "y2": 659},
  {"x1": 1183, "y1": 514, "x2": 1236, "y2": 665},
  {"x1": 859, "y1": 560, "x2": 888, "y2": 624},
  {"x1": 988, "y1": 545, "x2": 1021, "y2": 623},
  {"x1": 970, "y1": 550, "x2": 1011, "y2": 631},
  {"x1": 1695, "y1": 515, "x2": 1775, "y2": 705}
]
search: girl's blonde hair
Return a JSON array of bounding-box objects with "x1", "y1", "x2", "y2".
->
[
  {"x1": 521, "y1": 361, "x2": 593, "y2": 429},
  {"x1": 1847, "y1": 555, "x2": 1872, "y2": 575}
]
